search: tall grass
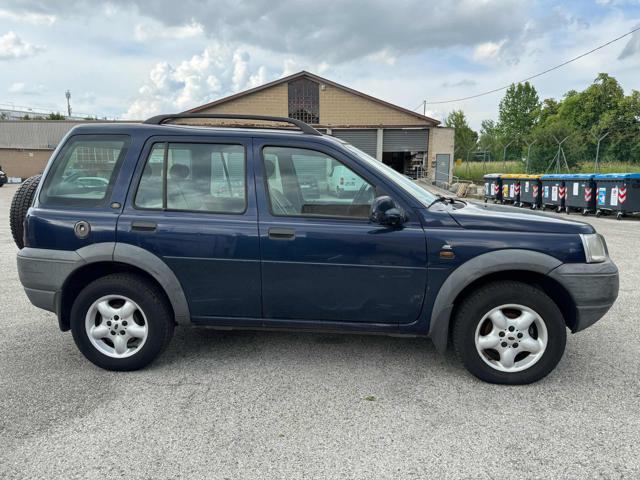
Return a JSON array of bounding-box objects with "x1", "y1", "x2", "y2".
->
[{"x1": 454, "y1": 161, "x2": 639, "y2": 182}]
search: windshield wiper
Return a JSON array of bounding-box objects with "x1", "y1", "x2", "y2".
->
[{"x1": 426, "y1": 196, "x2": 466, "y2": 209}]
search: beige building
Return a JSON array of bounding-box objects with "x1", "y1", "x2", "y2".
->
[
  {"x1": 187, "y1": 71, "x2": 454, "y2": 181},
  {"x1": 0, "y1": 121, "x2": 86, "y2": 178}
]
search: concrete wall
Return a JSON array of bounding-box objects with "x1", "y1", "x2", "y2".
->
[
  {"x1": 0, "y1": 149, "x2": 52, "y2": 178},
  {"x1": 427, "y1": 127, "x2": 455, "y2": 180}
]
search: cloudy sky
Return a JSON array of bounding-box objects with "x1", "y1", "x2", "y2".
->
[{"x1": 0, "y1": 0, "x2": 639, "y2": 128}]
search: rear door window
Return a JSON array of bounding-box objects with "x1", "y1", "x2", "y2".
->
[
  {"x1": 39, "y1": 135, "x2": 130, "y2": 207},
  {"x1": 134, "y1": 142, "x2": 246, "y2": 214}
]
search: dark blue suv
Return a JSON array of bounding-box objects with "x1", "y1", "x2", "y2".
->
[{"x1": 14, "y1": 114, "x2": 619, "y2": 383}]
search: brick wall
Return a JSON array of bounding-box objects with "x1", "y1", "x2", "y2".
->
[
  {"x1": 318, "y1": 84, "x2": 427, "y2": 127},
  {"x1": 197, "y1": 83, "x2": 288, "y2": 117},
  {"x1": 196, "y1": 81, "x2": 429, "y2": 128}
]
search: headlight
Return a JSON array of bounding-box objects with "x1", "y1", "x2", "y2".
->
[{"x1": 580, "y1": 233, "x2": 608, "y2": 263}]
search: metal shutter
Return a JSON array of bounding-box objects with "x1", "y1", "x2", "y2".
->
[
  {"x1": 382, "y1": 129, "x2": 428, "y2": 152},
  {"x1": 331, "y1": 129, "x2": 377, "y2": 157}
]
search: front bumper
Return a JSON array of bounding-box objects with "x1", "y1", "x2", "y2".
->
[{"x1": 549, "y1": 258, "x2": 619, "y2": 332}]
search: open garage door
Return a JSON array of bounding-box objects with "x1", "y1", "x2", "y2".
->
[
  {"x1": 332, "y1": 129, "x2": 377, "y2": 157},
  {"x1": 382, "y1": 129, "x2": 428, "y2": 152}
]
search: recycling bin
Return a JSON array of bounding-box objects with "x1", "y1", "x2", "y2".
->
[
  {"x1": 517, "y1": 175, "x2": 542, "y2": 209},
  {"x1": 483, "y1": 174, "x2": 502, "y2": 203},
  {"x1": 594, "y1": 173, "x2": 640, "y2": 220},
  {"x1": 500, "y1": 174, "x2": 520, "y2": 205},
  {"x1": 564, "y1": 174, "x2": 596, "y2": 215},
  {"x1": 540, "y1": 174, "x2": 567, "y2": 212}
]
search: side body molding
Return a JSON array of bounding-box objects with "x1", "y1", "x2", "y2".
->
[
  {"x1": 113, "y1": 243, "x2": 191, "y2": 325},
  {"x1": 427, "y1": 249, "x2": 563, "y2": 353}
]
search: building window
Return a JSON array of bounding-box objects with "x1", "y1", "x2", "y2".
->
[{"x1": 288, "y1": 78, "x2": 319, "y2": 124}]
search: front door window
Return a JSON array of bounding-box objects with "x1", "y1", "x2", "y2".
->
[{"x1": 263, "y1": 146, "x2": 375, "y2": 219}]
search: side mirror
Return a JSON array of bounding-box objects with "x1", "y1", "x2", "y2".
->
[{"x1": 370, "y1": 195, "x2": 406, "y2": 227}]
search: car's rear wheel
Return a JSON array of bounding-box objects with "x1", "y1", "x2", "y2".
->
[
  {"x1": 9, "y1": 174, "x2": 41, "y2": 249},
  {"x1": 453, "y1": 281, "x2": 566, "y2": 384},
  {"x1": 71, "y1": 273, "x2": 174, "y2": 371}
]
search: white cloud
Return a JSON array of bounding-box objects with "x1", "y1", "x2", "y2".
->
[
  {"x1": 123, "y1": 44, "x2": 273, "y2": 119},
  {"x1": 8, "y1": 82, "x2": 46, "y2": 95},
  {"x1": 134, "y1": 20, "x2": 204, "y2": 41},
  {"x1": 0, "y1": 9, "x2": 56, "y2": 26},
  {"x1": 473, "y1": 40, "x2": 507, "y2": 61},
  {"x1": 0, "y1": 31, "x2": 43, "y2": 60}
]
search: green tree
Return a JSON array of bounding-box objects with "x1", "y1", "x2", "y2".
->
[
  {"x1": 444, "y1": 109, "x2": 478, "y2": 159},
  {"x1": 478, "y1": 119, "x2": 502, "y2": 163},
  {"x1": 528, "y1": 118, "x2": 586, "y2": 172},
  {"x1": 498, "y1": 82, "x2": 540, "y2": 148},
  {"x1": 46, "y1": 112, "x2": 66, "y2": 120}
]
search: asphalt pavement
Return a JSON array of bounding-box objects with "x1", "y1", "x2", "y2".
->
[{"x1": 1, "y1": 184, "x2": 638, "y2": 479}]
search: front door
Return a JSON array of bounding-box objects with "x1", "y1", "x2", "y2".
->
[
  {"x1": 117, "y1": 136, "x2": 261, "y2": 320},
  {"x1": 255, "y1": 140, "x2": 427, "y2": 324}
]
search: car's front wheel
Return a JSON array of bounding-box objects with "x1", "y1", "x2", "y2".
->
[
  {"x1": 453, "y1": 280, "x2": 566, "y2": 384},
  {"x1": 70, "y1": 273, "x2": 174, "y2": 371}
]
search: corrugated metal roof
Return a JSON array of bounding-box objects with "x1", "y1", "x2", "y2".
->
[{"x1": 0, "y1": 121, "x2": 86, "y2": 149}]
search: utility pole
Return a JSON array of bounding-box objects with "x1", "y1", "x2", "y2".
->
[
  {"x1": 65, "y1": 90, "x2": 72, "y2": 118},
  {"x1": 592, "y1": 131, "x2": 609, "y2": 173},
  {"x1": 423, "y1": 100, "x2": 426, "y2": 116}
]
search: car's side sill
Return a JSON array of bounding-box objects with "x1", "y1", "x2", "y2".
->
[{"x1": 190, "y1": 316, "x2": 423, "y2": 336}]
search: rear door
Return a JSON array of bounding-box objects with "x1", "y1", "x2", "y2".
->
[{"x1": 117, "y1": 135, "x2": 261, "y2": 320}]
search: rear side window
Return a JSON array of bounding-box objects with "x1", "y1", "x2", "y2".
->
[
  {"x1": 134, "y1": 142, "x2": 246, "y2": 214},
  {"x1": 39, "y1": 135, "x2": 130, "y2": 207}
]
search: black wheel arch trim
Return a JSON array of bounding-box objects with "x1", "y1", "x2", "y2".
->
[
  {"x1": 18, "y1": 242, "x2": 191, "y2": 328},
  {"x1": 427, "y1": 249, "x2": 563, "y2": 353}
]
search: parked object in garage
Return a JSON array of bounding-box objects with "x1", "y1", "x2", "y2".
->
[
  {"x1": 483, "y1": 173, "x2": 502, "y2": 203},
  {"x1": 595, "y1": 173, "x2": 640, "y2": 220},
  {"x1": 517, "y1": 174, "x2": 542, "y2": 209},
  {"x1": 564, "y1": 174, "x2": 597, "y2": 215},
  {"x1": 500, "y1": 174, "x2": 520, "y2": 205},
  {"x1": 12, "y1": 114, "x2": 619, "y2": 384},
  {"x1": 540, "y1": 174, "x2": 567, "y2": 212},
  {"x1": 0, "y1": 165, "x2": 7, "y2": 187}
]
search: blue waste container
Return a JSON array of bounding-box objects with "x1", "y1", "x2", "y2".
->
[
  {"x1": 540, "y1": 174, "x2": 568, "y2": 212},
  {"x1": 564, "y1": 174, "x2": 596, "y2": 215},
  {"x1": 483, "y1": 174, "x2": 502, "y2": 203},
  {"x1": 594, "y1": 173, "x2": 640, "y2": 220}
]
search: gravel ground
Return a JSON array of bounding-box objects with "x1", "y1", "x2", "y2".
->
[{"x1": 0, "y1": 183, "x2": 638, "y2": 480}]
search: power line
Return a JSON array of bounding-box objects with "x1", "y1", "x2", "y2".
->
[{"x1": 423, "y1": 24, "x2": 640, "y2": 105}]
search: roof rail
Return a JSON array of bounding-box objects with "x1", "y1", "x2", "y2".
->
[{"x1": 143, "y1": 113, "x2": 322, "y2": 136}]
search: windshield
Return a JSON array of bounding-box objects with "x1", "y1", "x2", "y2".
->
[{"x1": 344, "y1": 144, "x2": 437, "y2": 207}]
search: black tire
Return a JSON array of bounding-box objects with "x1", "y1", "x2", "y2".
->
[
  {"x1": 70, "y1": 273, "x2": 175, "y2": 371},
  {"x1": 452, "y1": 281, "x2": 566, "y2": 384},
  {"x1": 9, "y1": 175, "x2": 41, "y2": 249}
]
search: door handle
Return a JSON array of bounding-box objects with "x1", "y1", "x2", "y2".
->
[
  {"x1": 131, "y1": 221, "x2": 157, "y2": 232},
  {"x1": 268, "y1": 228, "x2": 295, "y2": 240}
]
